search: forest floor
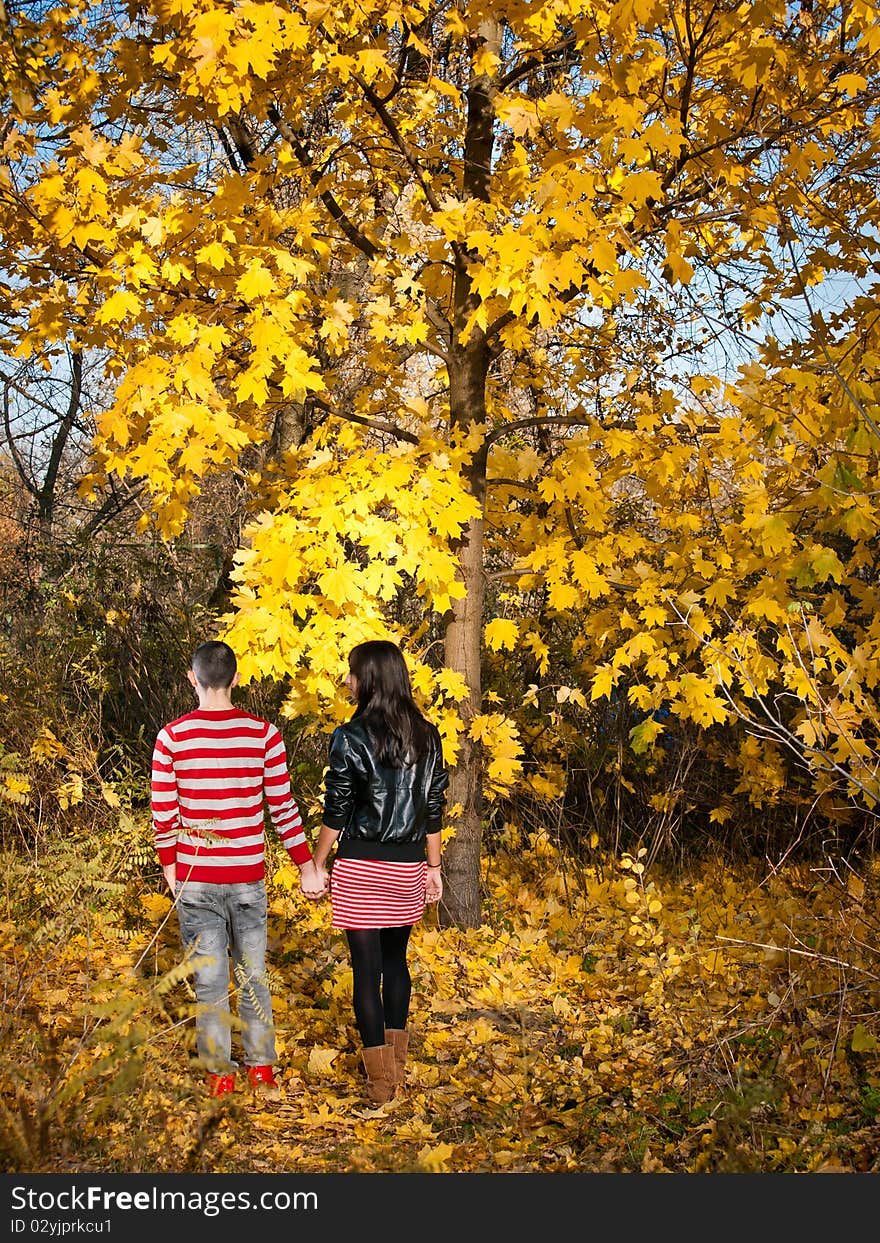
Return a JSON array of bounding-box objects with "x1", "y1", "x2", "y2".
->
[{"x1": 3, "y1": 830, "x2": 880, "y2": 1176}]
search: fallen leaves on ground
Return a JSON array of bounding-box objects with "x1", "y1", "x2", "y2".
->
[{"x1": 2, "y1": 840, "x2": 879, "y2": 1173}]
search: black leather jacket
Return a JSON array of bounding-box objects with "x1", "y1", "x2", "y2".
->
[{"x1": 322, "y1": 717, "x2": 449, "y2": 861}]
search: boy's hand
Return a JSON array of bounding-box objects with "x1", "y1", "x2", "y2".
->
[{"x1": 163, "y1": 863, "x2": 177, "y2": 894}]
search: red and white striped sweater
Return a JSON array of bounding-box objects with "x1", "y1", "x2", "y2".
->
[{"x1": 151, "y1": 708, "x2": 312, "y2": 884}]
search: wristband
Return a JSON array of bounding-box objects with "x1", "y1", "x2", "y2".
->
[{"x1": 427, "y1": 864, "x2": 441, "y2": 870}]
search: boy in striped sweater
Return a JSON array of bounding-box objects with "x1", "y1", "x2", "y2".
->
[{"x1": 151, "y1": 640, "x2": 325, "y2": 1098}]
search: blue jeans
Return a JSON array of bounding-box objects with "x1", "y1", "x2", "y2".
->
[{"x1": 175, "y1": 880, "x2": 276, "y2": 1074}]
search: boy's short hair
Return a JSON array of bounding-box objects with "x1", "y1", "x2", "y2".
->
[{"x1": 191, "y1": 641, "x2": 237, "y2": 689}]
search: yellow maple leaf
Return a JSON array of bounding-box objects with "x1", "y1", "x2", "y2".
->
[
  {"x1": 629, "y1": 717, "x2": 664, "y2": 754},
  {"x1": 435, "y1": 668, "x2": 469, "y2": 701},
  {"x1": 319, "y1": 298, "x2": 355, "y2": 350},
  {"x1": 307, "y1": 1047, "x2": 340, "y2": 1076},
  {"x1": 675, "y1": 673, "x2": 728, "y2": 727},
  {"x1": 317, "y1": 563, "x2": 362, "y2": 606},
  {"x1": 496, "y1": 97, "x2": 540, "y2": 137},
  {"x1": 96, "y1": 288, "x2": 141, "y2": 325},
  {"x1": 196, "y1": 240, "x2": 232, "y2": 269},
  {"x1": 417, "y1": 1141, "x2": 455, "y2": 1172},
  {"x1": 237, "y1": 261, "x2": 275, "y2": 300},
  {"x1": 571, "y1": 551, "x2": 609, "y2": 597},
  {"x1": 591, "y1": 665, "x2": 617, "y2": 701},
  {"x1": 235, "y1": 367, "x2": 269, "y2": 405},
  {"x1": 485, "y1": 618, "x2": 519, "y2": 651}
]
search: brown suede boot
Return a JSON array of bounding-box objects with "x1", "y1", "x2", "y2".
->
[
  {"x1": 361, "y1": 1044, "x2": 395, "y2": 1104},
  {"x1": 385, "y1": 1028, "x2": 409, "y2": 1094}
]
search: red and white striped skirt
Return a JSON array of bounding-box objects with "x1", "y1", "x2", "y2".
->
[{"x1": 330, "y1": 858, "x2": 428, "y2": 929}]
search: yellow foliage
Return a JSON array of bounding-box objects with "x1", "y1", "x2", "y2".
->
[
  {"x1": 1, "y1": 836, "x2": 841, "y2": 1173},
  {"x1": 417, "y1": 1141, "x2": 455, "y2": 1172},
  {"x1": 307, "y1": 1047, "x2": 341, "y2": 1076},
  {"x1": 30, "y1": 728, "x2": 67, "y2": 761},
  {"x1": 468, "y1": 713, "x2": 523, "y2": 796},
  {"x1": 139, "y1": 893, "x2": 172, "y2": 922},
  {"x1": 484, "y1": 618, "x2": 519, "y2": 651},
  {"x1": 56, "y1": 773, "x2": 84, "y2": 810},
  {"x1": 3, "y1": 773, "x2": 31, "y2": 803},
  {"x1": 6, "y1": 0, "x2": 880, "y2": 839}
]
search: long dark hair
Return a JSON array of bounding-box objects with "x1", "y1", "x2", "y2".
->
[{"x1": 349, "y1": 640, "x2": 431, "y2": 767}]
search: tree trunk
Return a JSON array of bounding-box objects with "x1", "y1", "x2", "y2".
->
[
  {"x1": 440, "y1": 510, "x2": 486, "y2": 928},
  {"x1": 440, "y1": 339, "x2": 490, "y2": 927},
  {"x1": 437, "y1": 21, "x2": 498, "y2": 928}
]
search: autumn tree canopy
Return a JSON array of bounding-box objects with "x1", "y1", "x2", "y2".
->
[{"x1": 2, "y1": 0, "x2": 880, "y2": 925}]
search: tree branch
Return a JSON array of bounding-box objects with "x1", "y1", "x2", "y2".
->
[
  {"x1": 309, "y1": 394, "x2": 419, "y2": 444},
  {"x1": 2, "y1": 377, "x2": 38, "y2": 499},
  {"x1": 266, "y1": 103, "x2": 380, "y2": 261},
  {"x1": 37, "y1": 348, "x2": 82, "y2": 526},
  {"x1": 351, "y1": 69, "x2": 466, "y2": 272},
  {"x1": 483, "y1": 414, "x2": 595, "y2": 449}
]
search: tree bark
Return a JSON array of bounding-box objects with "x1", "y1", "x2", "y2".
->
[
  {"x1": 440, "y1": 338, "x2": 490, "y2": 927},
  {"x1": 441, "y1": 510, "x2": 486, "y2": 928},
  {"x1": 436, "y1": 22, "x2": 498, "y2": 927}
]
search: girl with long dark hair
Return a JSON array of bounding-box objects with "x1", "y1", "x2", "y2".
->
[{"x1": 311, "y1": 640, "x2": 449, "y2": 1104}]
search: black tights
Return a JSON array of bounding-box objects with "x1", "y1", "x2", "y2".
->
[{"x1": 345, "y1": 925, "x2": 413, "y2": 1049}]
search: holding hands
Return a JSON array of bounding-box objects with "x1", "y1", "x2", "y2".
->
[{"x1": 299, "y1": 860, "x2": 330, "y2": 900}]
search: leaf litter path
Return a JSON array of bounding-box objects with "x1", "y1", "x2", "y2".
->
[{"x1": 26, "y1": 848, "x2": 880, "y2": 1174}]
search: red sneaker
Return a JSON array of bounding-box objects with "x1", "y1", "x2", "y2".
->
[
  {"x1": 206, "y1": 1072, "x2": 236, "y2": 1097},
  {"x1": 247, "y1": 1065, "x2": 281, "y2": 1099}
]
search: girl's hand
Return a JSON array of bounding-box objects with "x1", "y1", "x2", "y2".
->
[{"x1": 425, "y1": 868, "x2": 442, "y2": 904}]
